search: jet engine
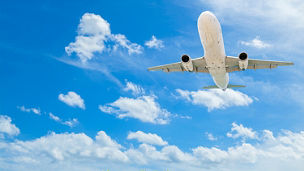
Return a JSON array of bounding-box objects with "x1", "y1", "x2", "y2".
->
[
  {"x1": 181, "y1": 54, "x2": 194, "y2": 71},
  {"x1": 238, "y1": 52, "x2": 248, "y2": 70}
]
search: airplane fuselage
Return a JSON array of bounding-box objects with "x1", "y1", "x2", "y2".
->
[{"x1": 198, "y1": 11, "x2": 229, "y2": 89}]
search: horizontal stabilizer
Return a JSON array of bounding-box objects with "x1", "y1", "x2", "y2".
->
[
  {"x1": 203, "y1": 85, "x2": 219, "y2": 89},
  {"x1": 227, "y1": 85, "x2": 246, "y2": 88},
  {"x1": 203, "y1": 84, "x2": 246, "y2": 89}
]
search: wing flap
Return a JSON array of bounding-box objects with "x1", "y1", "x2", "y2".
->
[
  {"x1": 148, "y1": 62, "x2": 184, "y2": 72},
  {"x1": 225, "y1": 56, "x2": 293, "y2": 72},
  {"x1": 148, "y1": 57, "x2": 209, "y2": 73}
]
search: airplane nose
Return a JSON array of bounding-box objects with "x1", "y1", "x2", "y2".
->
[
  {"x1": 198, "y1": 11, "x2": 216, "y2": 29},
  {"x1": 200, "y1": 11, "x2": 214, "y2": 17},
  {"x1": 198, "y1": 11, "x2": 215, "y2": 21}
]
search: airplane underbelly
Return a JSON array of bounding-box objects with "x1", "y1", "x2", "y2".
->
[
  {"x1": 212, "y1": 73, "x2": 229, "y2": 89},
  {"x1": 198, "y1": 11, "x2": 228, "y2": 89}
]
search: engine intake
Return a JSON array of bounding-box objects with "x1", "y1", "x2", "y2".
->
[
  {"x1": 182, "y1": 55, "x2": 190, "y2": 63},
  {"x1": 181, "y1": 54, "x2": 193, "y2": 71},
  {"x1": 238, "y1": 52, "x2": 248, "y2": 70},
  {"x1": 239, "y1": 52, "x2": 248, "y2": 60}
]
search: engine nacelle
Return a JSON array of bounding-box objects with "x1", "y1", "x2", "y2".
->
[
  {"x1": 238, "y1": 52, "x2": 248, "y2": 70},
  {"x1": 181, "y1": 54, "x2": 193, "y2": 71}
]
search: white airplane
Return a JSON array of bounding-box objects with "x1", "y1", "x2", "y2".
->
[{"x1": 148, "y1": 11, "x2": 293, "y2": 90}]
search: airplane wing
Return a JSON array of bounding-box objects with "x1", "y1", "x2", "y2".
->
[
  {"x1": 225, "y1": 56, "x2": 294, "y2": 72},
  {"x1": 148, "y1": 57, "x2": 209, "y2": 73}
]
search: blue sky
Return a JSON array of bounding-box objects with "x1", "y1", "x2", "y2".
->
[{"x1": 1, "y1": 0, "x2": 304, "y2": 170}]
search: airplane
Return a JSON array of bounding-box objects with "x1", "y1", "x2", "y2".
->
[{"x1": 148, "y1": 11, "x2": 294, "y2": 90}]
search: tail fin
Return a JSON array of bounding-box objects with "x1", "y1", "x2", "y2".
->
[{"x1": 203, "y1": 84, "x2": 246, "y2": 89}]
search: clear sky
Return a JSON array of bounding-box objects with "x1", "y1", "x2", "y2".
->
[{"x1": 0, "y1": 0, "x2": 304, "y2": 170}]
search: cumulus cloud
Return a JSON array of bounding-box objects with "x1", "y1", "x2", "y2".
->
[
  {"x1": 95, "y1": 131, "x2": 122, "y2": 148},
  {"x1": 49, "y1": 113, "x2": 79, "y2": 128},
  {"x1": 193, "y1": 146, "x2": 228, "y2": 163},
  {"x1": 1, "y1": 120, "x2": 304, "y2": 171},
  {"x1": 58, "y1": 91, "x2": 85, "y2": 109},
  {"x1": 0, "y1": 115, "x2": 20, "y2": 137},
  {"x1": 145, "y1": 35, "x2": 164, "y2": 49},
  {"x1": 123, "y1": 81, "x2": 145, "y2": 96},
  {"x1": 127, "y1": 131, "x2": 168, "y2": 146},
  {"x1": 100, "y1": 82, "x2": 172, "y2": 124},
  {"x1": 99, "y1": 95, "x2": 171, "y2": 124},
  {"x1": 65, "y1": 13, "x2": 142, "y2": 63},
  {"x1": 0, "y1": 131, "x2": 128, "y2": 164},
  {"x1": 240, "y1": 36, "x2": 271, "y2": 49},
  {"x1": 176, "y1": 89, "x2": 253, "y2": 111},
  {"x1": 227, "y1": 122, "x2": 257, "y2": 140},
  {"x1": 192, "y1": 129, "x2": 304, "y2": 169},
  {"x1": 18, "y1": 106, "x2": 41, "y2": 115}
]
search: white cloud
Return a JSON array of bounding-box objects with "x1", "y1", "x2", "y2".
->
[
  {"x1": 127, "y1": 131, "x2": 168, "y2": 146},
  {"x1": 77, "y1": 13, "x2": 111, "y2": 36},
  {"x1": 179, "y1": 115, "x2": 192, "y2": 119},
  {"x1": 49, "y1": 113, "x2": 60, "y2": 122},
  {"x1": 65, "y1": 13, "x2": 142, "y2": 63},
  {"x1": 18, "y1": 106, "x2": 41, "y2": 115},
  {"x1": 123, "y1": 81, "x2": 145, "y2": 96},
  {"x1": 99, "y1": 95, "x2": 171, "y2": 124},
  {"x1": 111, "y1": 34, "x2": 143, "y2": 55},
  {"x1": 1, "y1": 121, "x2": 304, "y2": 171},
  {"x1": 126, "y1": 143, "x2": 195, "y2": 165},
  {"x1": 201, "y1": 0, "x2": 304, "y2": 29},
  {"x1": 62, "y1": 118, "x2": 79, "y2": 127},
  {"x1": 65, "y1": 13, "x2": 110, "y2": 62},
  {"x1": 240, "y1": 36, "x2": 271, "y2": 49},
  {"x1": 95, "y1": 131, "x2": 122, "y2": 148},
  {"x1": 49, "y1": 113, "x2": 79, "y2": 128},
  {"x1": 176, "y1": 89, "x2": 253, "y2": 111},
  {"x1": 145, "y1": 35, "x2": 164, "y2": 49},
  {"x1": 161, "y1": 145, "x2": 195, "y2": 162},
  {"x1": 193, "y1": 146, "x2": 228, "y2": 163},
  {"x1": 205, "y1": 132, "x2": 217, "y2": 141},
  {"x1": 227, "y1": 122, "x2": 257, "y2": 140},
  {"x1": 0, "y1": 115, "x2": 20, "y2": 137},
  {"x1": 1, "y1": 131, "x2": 128, "y2": 163},
  {"x1": 58, "y1": 91, "x2": 85, "y2": 109}
]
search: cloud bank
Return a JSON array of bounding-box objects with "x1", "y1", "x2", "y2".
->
[{"x1": 1, "y1": 115, "x2": 304, "y2": 171}]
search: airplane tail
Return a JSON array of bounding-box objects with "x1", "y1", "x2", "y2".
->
[{"x1": 203, "y1": 84, "x2": 246, "y2": 89}]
